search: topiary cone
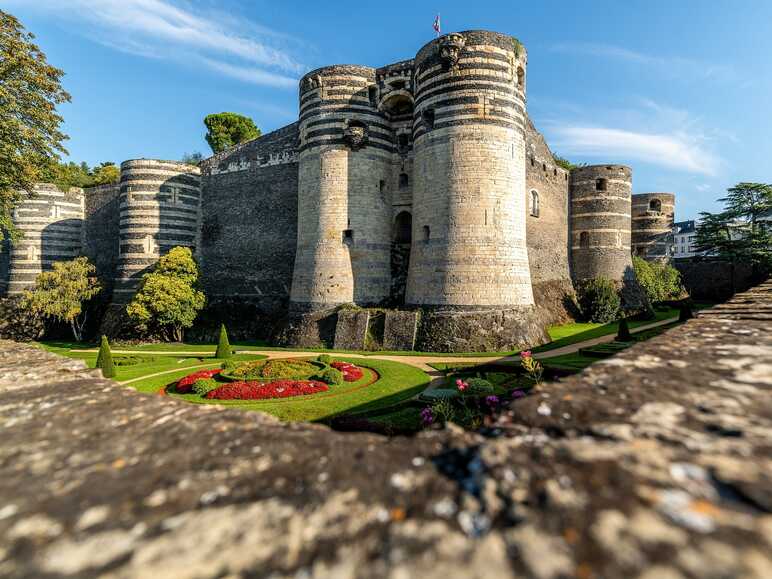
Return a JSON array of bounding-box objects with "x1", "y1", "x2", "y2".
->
[
  {"x1": 616, "y1": 317, "x2": 632, "y2": 342},
  {"x1": 215, "y1": 323, "x2": 232, "y2": 359},
  {"x1": 96, "y1": 335, "x2": 115, "y2": 378},
  {"x1": 678, "y1": 301, "x2": 694, "y2": 322}
]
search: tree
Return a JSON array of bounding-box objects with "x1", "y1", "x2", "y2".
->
[
  {"x1": 204, "y1": 113, "x2": 261, "y2": 154},
  {"x1": 694, "y1": 183, "x2": 772, "y2": 271},
  {"x1": 90, "y1": 162, "x2": 119, "y2": 186},
  {"x1": 126, "y1": 247, "x2": 206, "y2": 341},
  {"x1": 633, "y1": 256, "x2": 683, "y2": 304},
  {"x1": 616, "y1": 317, "x2": 632, "y2": 341},
  {"x1": 23, "y1": 257, "x2": 101, "y2": 341},
  {"x1": 577, "y1": 277, "x2": 621, "y2": 323},
  {"x1": 181, "y1": 152, "x2": 204, "y2": 165},
  {"x1": 215, "y1": 323, "x2": 232, "y2": 359},
  {"x1": 95, "y1": 335, "x2": 115, "y2": 378},
  {"x1": 38, "y1": 160, "x2": 119, "y2": 191},
  {"x1": 0, "y1": 10, "x2": 70, "y2": 243}
]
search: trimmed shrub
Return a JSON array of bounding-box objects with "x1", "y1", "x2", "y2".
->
[
  {"x1": 176, "y1": 369, "x2": 222, "y2": 393},
  {"x1": 577, "y1": 278, "x2": 621, "y2": 323},
  {"x1": 95, "y1": 335, "x2": 115, "y2": 378},
  {"x1": 678, "y1": 301, "x2": 694, "y2": 322},
  {"x1": 215, "y1": 323, "x2": 231, "y2": 359},
  {"x1": 464, "y1": 378, "x2": 495, "y2": 397},
  {"x1": 220, "y1": 359, "x2": 236, "y2": 372},
  {"x1": 319, "y1": 367, "x2": 344, "y2": 385},
  {"x1": 616, "y1": 318, "x2": 632, "y2": 341},
  {"x1": 318, "y1": 354, "x2": 332, "y2": 365},
  {"x1": 192, "y1": 378, "x2": 220, "y2": 396}
]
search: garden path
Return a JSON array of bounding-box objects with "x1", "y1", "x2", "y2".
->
[{"x1": 113, "y1": 316, "x2": 678, "y2": 387}]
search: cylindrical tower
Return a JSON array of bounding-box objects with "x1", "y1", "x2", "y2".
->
[
  {"x1": 3, "y1": 184, "x2": 84, "y2": 296},
  {"x1": 114, "y1": 160, "x2": 201, "y2": 303},
  {"x1": 290, "y1": 65, "x2": 393, "y2": 311},
  {"x1": 570, "y1": 165, "x2": 634, "y2": 283},
  {"x1": 631, "y1": 193, "x2": 675, "y2": 260},
  {"x1": 407, "y1": 30, "x2": 533, "y2": 308}
]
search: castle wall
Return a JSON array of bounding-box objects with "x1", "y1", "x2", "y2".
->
[
  {"x1": 290, "y1": 65, "x2": 393, "y2": 311},
  {"x1": 82, "y1": 183, "x2": 121, "y2": 296},
  {"x1": 524, "y1": 118, "x2": 575, "y2": 323},
  {"x1": 198, "y1": 124, "x2": 299, "y2": 314},
  {"x1": 407, "y1": 30, "x2": 534, "y2": 308},
  {"x1": 2, "y1": 184, "x2": 84, "y2": 296},
  {"x1": 631, "y1": 193, "x2": 675, "y2": 260},
  {"x1": 114, "y1": 160, "x2": 201, "y2": 304}
]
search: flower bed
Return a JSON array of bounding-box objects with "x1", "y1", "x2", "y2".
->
[
  {"x1": 205, "y1": 379, "x2": 328, "y2": 401},
  {"x1": 175, "y1": 369, "x2": 222, "y2": 393},
  {"x1": 330, "y1": 361, "x2": 364, "y2": 382},
  {"x1": 220, "y1": 359, "x2": 322, "y2": 382}
]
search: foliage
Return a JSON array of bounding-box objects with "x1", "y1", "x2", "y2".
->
[
  {"x1": 330, "y1": 361, "x2": 364, "y2": 382},
  {"x1": 204, "y1": 112, "x2": 261, "y2": 154},
  {"x1": 695, "y1": 182, "x2": 772, "y2": 271},
  {"x1": 192, "y1": 378, "x2": 220, "y2": 396},
  {"x1": 126, "y1": 247, "x2": 206, "y2": 341},
  {"x1": 0, "y1": 10, "x2": 70, "y2": 243},
  {"x1": 520, "y1": 351, "x2": 544, "y2": 385},
  {"x1": 430, "y1": 399, "x2": 455, "y2": 425},
  {"x1": 23, "y1": 257, "x2": 101, "y2": 341},
  {"x1": 95, "y1": 335, "x2": 115, "y2": 378},
  {"x1": 224, "y1": 358, "x2": 321, "y2": 381},
  {"x1": 616, "y1": 318, "x2": 632, "y2": 341},
  {"x1": 576, "y1": 277, "x2": 621, "y2": 323},
  {"x1": 175, "y1": 368, "x2": 222, "y2": 393},
  {"x1": 181, "y1": 152, "x2": 203, "y2": 165},
  {"x1": 317, "y1": 354, "x2": 332, "y2": 365},
  {"x1": 633, "y1": 256, "x2": 683, "y2": 303},
  {"x1": 319, "y1": 367, "x2": 344, "y2": 385},
  {"x1": 553, "y1": 154, "x2": 577, "y2": 171},
  {"x1": 40, "y1": 160, "x2": 120, "y2": 191},
  {"x1": 205, "y1": 379, "x2": 328, "y2": 400},
  {"x1": 464, "y1": 377, "x2": 495, "y2": 396},
  {"x1": 215, "y1": 323, "x2": 231, "y2": 359}
]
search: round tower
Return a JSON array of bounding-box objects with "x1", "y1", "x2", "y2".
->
[
  {"x1": 407, "y1": 30, "x2": 533, "y2": 308},
  {"x1": 631, "y1": 193, "x2": 675, "y2": 260},
  {"x1": 114, "y1": 160, "x2": 201, "y2": 303},
  {"x1": 4, "y1": 184, "x2": 84, "y2": 296},
  {"x1": 570, "y1": 165, "x2": 634, "y2": 282},
  {"x1": 290, "y1": 65, "x2": 393, "y2": 311}
]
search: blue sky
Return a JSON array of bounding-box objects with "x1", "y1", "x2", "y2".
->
[{"x1": 5, "y1": 0, "x2": 771, "y2": 220}]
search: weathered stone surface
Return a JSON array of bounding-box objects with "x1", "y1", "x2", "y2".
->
[
  {"x1": 383, "y1": 310, "x2": 418, "y2": 351},
  {"x1": 1, "y1": 281, "x2": 770, "y2": 578},
  {"x1": 333, "y1": 309, "x2": 370, "y2": 350}
]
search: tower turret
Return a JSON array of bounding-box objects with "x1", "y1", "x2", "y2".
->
[{"x1": 631, "y1": 193, "x2": 675, "y2": 260}]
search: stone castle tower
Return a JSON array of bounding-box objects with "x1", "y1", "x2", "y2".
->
[{"x1": 1, "y1": 29, "x2": 673, "y2": 351}]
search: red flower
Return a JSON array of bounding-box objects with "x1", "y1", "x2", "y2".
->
[
  {"x1": 520, "y1": 350, "x2": 532, "y2": 359},
  {"x1": 176, "y1": 369, "x2": 222, "y2": 393},
  {"x1": 205, "y1": 379, "x2": 329, "y2": 401},
  {"x1": 330, "y1": 361, "x2": 364, "y2": 382}
]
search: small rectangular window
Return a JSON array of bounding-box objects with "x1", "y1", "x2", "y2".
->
[{"x1": 343, "y1": 229, "x2": 353, "y2": 243}]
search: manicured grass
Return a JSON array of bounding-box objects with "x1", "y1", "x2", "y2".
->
[{"x1": 541, "y1": 353, "x2": 598, "y2": 372}]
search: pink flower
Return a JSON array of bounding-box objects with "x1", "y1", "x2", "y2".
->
[
  {"x1": 520, "y1": 350, "x2": 532, "y2": 359},
  {"x1": 456, "y1": 379, "x2": 468, "y2": 391}
]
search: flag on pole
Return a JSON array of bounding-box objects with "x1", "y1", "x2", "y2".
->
[{"x1": 433, "y1": 14, "x2": 441, "y2": 37}]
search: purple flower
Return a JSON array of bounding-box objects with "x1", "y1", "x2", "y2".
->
[
  {"x1": 485, "y1": 395, "x2": 500, "y2": 407},
  {"x1": 420, "y1": 407, "x2": 434, "y2": 425},
  {"x1": 511, "y1": 390, "x2": 525, "y2": 399}
]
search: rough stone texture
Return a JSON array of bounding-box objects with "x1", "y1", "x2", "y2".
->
[
  {"x1": 632, "y1": 193, "x2": 675, "y2": 261},
  {"x1": 1, "y1": 281, "x2": 771, "y2": 578},
  {"x1": 81, "y1": 183, "x2": 121, "y2": 296},
  {"x1": 333, "y1": 309, "x2": 370, "y2": 350},
  {"x1": 383, "y1": 310, "x2": 419, "y2": 350},
  {"x1": 0, "y1": 297, "x2": 45, "y2": 341},
  {"x1": 675, "y1": 259, "x2": 759, "y2": 302}
]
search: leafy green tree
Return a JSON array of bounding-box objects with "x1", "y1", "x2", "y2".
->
[
  {"x1": 215, "y1": 323, "x2": 231, "y2": 359},
  {"x1": 577, "y1": 277, "x2": 621, "y2": 323},
  {"x1": 695, "y1": 183, "x2": 772, "y2": 271},
  {"x1": 95, "y1": 335, "x2": 115, "y2": 378},
  {"x1": 204, "y1": 113, "x2": 261, "y2": 154},
  {"x1": 38, "y1": 160, "x2": 119, "y2": 190},
  {"x1": 126, "y1": 247, "x2": 206, "y2": 341},
  {"x1": 23, "y1": 256, "x2": 102, "y2": 341},
  {"x1": 90, "y1": 162, "x2": 119, "y2": 186},
  {"x1": 0, "y1": 10, "x2": 70, "y2": 242},
  {"x1": 181, "y1": 152, "x2": 204, "y2": 165},
  {"x1": 633, "y1": 256, "x2": 683, "y2": 303},
  {"x1": 553, "y1": 154, "x2": 577, "y2": 171}
]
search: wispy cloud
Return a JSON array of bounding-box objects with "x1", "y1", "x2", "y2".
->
[
  {"x1": 9, "y1": 0, "x2": 306, "y2": 88},
  {"x1": 550, "y1": 42, "x2": 738, "y2": 83},
  {"x1": 548, "y1": 126, "x2": 719, "y2": 175}
]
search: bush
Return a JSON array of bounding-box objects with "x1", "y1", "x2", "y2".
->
[
  {"x1": 616, "y1": 317, "x2": 632, "y2": 341},
  {"x1": 633, "y1": 256, "x2": 683, "y2": 304},
  {"x1": 319, "y1": 367, "x2": 344, "y2": 385},
  {"x1": 95, "y1": 335, "x2": 115, "y2": 378},
  {"x1": 215, "y1": 323, "x2": 231, "y2": 359},
  {"x1": 463, "y1": 378, "x2": 495, "y2": 397},
  {"x1": 176, "y1": 369, "x2": 222, "y2": 393},
  {"x1": 318, "y1": 354, "x2": 332, "y2": 365},
  {"x1": 220, "y1": 359, "x2": 236, "y2": 372},
  {"x1": 192, "y1": 378, "x2": 220, "y2": 395},
  {"x1": 577, "y1": 278, "x2": 621, "y2": 323}
]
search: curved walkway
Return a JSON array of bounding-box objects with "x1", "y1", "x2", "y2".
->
[{"x1": 114, "y1": 316, "x2": 678, "y2": 387}]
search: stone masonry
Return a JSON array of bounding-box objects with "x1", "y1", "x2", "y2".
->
[{"x1": 0, "y1": 280, "x2": 769, "y2": 577}]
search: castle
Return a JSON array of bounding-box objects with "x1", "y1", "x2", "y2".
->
[{"x1": 0, "y1": 30, "x2": 676, "y2": 351}]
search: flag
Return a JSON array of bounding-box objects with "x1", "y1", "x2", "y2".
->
[{"x1": 433, "y1": 14, "x2": 441, "y2": 37}]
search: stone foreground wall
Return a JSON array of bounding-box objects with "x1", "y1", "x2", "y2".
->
[{"x1": 0, "y1": 281, "x2": 770, "y2": 578}]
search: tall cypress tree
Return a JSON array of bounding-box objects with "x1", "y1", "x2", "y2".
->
[
  {"x1": 616, "y1": 317, "x2": 632, "y2": 342},
  {"x1": 95, "y1": 335, "x2": 115, "y2": 378},
  {"x1": 215, "y1": 324, "x2": 232, "y2": 359}
]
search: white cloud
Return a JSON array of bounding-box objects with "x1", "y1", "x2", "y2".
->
[
  {"x1": 9, "y1": 0, "x2": 305, "y2": 87},
  {"x1": 548, "y1": 126, "x2": 720, "y2": 176}
]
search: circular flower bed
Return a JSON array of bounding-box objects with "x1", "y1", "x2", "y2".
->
[
  {"x1": 331, "y1": 361, "x2": 364, "y2": 382},
  {"x1": 175, "y1": 369, "x2": 222, "y2": 393},
  {"x1": 204, "y1": 379, "x2": 328, "y2": 400}
]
